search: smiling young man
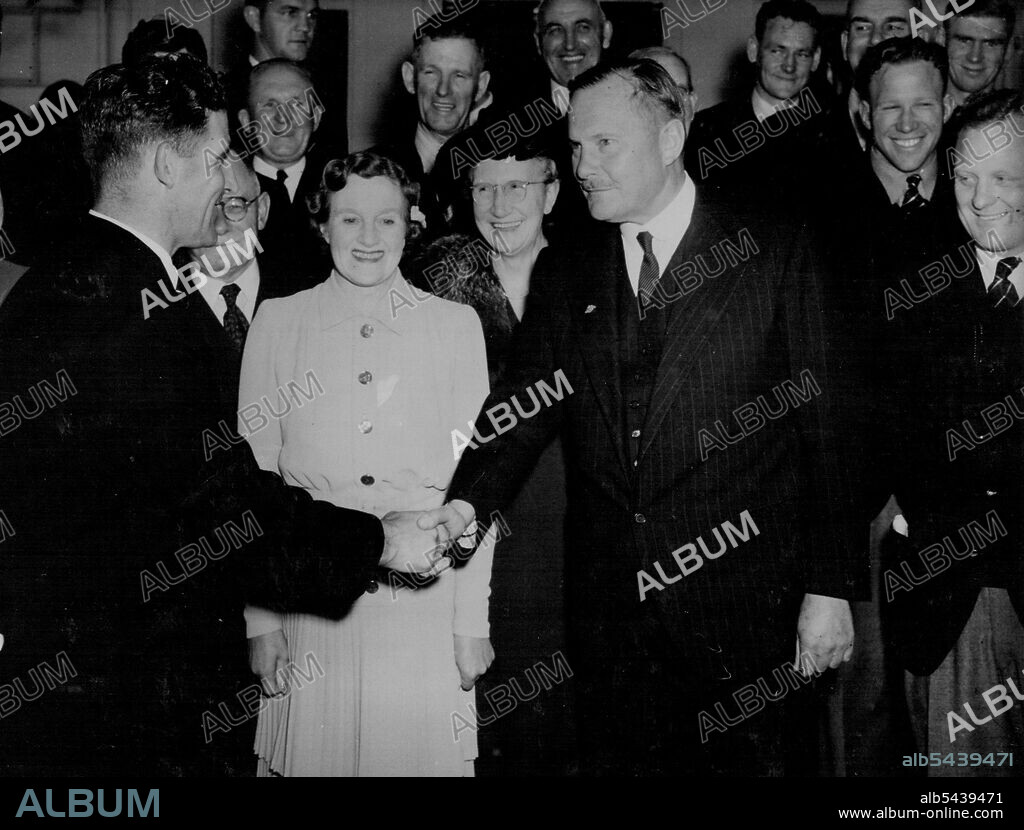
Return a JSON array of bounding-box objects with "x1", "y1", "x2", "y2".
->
[
  {"x1": 684, "y1": 0, "x2": 827, "y2": 200},
  {"x1": 880, "y1": 89, "x2": 1024, "y2": 775},
  {"x1": 941, "y1": 0, "x2": 1015, "y2": 110}
]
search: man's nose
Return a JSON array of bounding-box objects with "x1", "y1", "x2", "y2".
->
[
  {"x1": 897, "y1": 108, "x2": 915, "y2": 132},
  {"x1": 436, "y1": 72, "x2": 452, "y2": 97},
  {"x1": 565, "y1": 28, "x2": 577, "y2": 52},
  {"x1": 971, "y1": 181, "x2": 996, "y2": 210},
  {"x1": 870, "y1": 28, "x2": 885, "y2": 47},
  {"x1": 213, "y1": 206, "x2": 230, "y2": 237},
  {"x1": 296, "y1": 14, "x2": 311, "y2": 33},
  {"x1": 967, "y1": 41, "x2": 983, "y2": 63},
  {"x1": 781, "y1": 51, "x2": 796, "y2": 73}
]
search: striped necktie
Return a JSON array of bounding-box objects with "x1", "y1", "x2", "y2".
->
[
  {"x1": 636, "y1": 230, "x2": 661, "y2": 318},
  {"x1": 989, "y1": 256, "x2": 1022, "y2": 309}
]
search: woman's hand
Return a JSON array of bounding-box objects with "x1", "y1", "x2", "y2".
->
[
  {"x1": 454, "y1": 635, "x2": 494, "y2": 691},
  {"x1": 249, "y1": 629, "x2": 290, "y2": 696}
]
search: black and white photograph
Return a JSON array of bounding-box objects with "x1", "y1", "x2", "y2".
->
[{"x1": 0, "y1": 0, "x2": 1022, "y2": 816}]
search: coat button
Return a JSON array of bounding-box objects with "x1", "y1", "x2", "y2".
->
[
  {"x1": 360, "y1": 474, "x2": 374, "y2": 485},
  {"x1": 365, "y1": 579, "x2": 379, "y2": 594},
  {"x1": 358, "y1": 420, "x2": 373, "y2": 434},
  {"x1": 360, "y1": 323, "x2": 374, "y2": 338},
  {"x1": 634, "y1": 513, "x2": 646, "y2": 524},
  {"x1": 359, "y1": 371, "x2": 373, "y2": 384},
  {"x1": 631, "y1": 429, "x2": 641, "y2": 438}
]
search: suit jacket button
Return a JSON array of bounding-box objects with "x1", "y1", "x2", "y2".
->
[
  {"x1": 360, "y1": 323, "x2": 374, "y2": 338},
  {"x1": 634, "y1": 513, "x2": 646, "y2": 524},
  {"x1": 359, "y1": 371, "x2": 373, "y2": 385},
  {"x1": 360, "y1": 474, "x2": 374, "y2": 485},
  {"x1": 365, "y1": 579, "x2": 379, "y2": 594}
]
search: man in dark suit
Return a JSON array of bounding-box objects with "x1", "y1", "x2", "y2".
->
[
  {"x1": 882, "y1": 89, "x2": 1024, "y2": 775},
  {"x1": 684, "y1": 0, "x2": 828, "y2": 200},
  {"x1": 240, "y1": 59, "x2": 337, "y2": 288},
  {"x1": 0, "y1": 54, "x2": 449, "y2": 776},
  {"x1": 427, "y1": 59, "x2": 863, "y2": 775},
  {"x1": 374, "y1": 13, "x2": 491, "y2": 235}
]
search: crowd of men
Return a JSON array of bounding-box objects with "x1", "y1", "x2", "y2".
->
[{"x1": 0, "y1": 0, "x2": 1021, "y2": 777}]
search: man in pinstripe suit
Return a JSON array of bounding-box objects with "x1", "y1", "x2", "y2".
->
[{"x1": 426, "y1": 59, "x2": 865, "y2": 775}]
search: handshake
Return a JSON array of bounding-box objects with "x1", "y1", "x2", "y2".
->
[{"x1": 378, "y1": 499, "x2": 478, "y2": 575}]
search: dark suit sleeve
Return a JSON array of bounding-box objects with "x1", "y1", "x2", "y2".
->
[
  {"x1": 780, "y1": 223, "x2": 868, "y2": 600},
  {"x1": 447, "y1": 249, "x2": 568, "y2": 536}
]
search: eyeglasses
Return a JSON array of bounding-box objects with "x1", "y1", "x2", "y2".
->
[
  {"x1": 469, "y1": 179, "x2": 554, "y2": 205},
  {"x1": 216, "y1": 196, "x2": 260, "y2": 222}
]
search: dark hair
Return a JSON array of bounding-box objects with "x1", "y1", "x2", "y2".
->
[
  {"x1": 412, "y1": 9, "x2": 486, "y2": 70},
  {"x1": 122, "y1": 17, "x2": 209, "y2": 65},
  {"x1": 854, "y1": 36, "x2": 948, "y2": 101},
  {"x1": 845, "y1": 0, "x2": 920, "y2": 18},
  {"x1": 570, "y1": 58, "x2": 687, "y2": 124},
  {"x1": 943, "y1": 0, "x2": 1015, "y2": 35},
  {"x1": 953, "y1": 88, "x2": 1024, "y2": 144},
  {"x1": 307, "y1": 151, "x2": 422, "y2": 243},
  {"x1": 80, "y1": 54, "x2": 225, "y2": 196},
  {"x1": 755, "y1": 0, "x2": 824, "y2": 48},
  {"x1": 246, "y1": 57, "x2": 315, "y2": 109}
]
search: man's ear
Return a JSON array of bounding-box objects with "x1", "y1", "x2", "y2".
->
[
  {"x1": 239, "y1": 108, "x2": 253, "y2": 127},
  {"x1": 942, "y1": 93, "x2": 956, "y2": 124},
  {"x1": 858, "y1": 98, "x2": 872, "y2": 133},
  {"x1": 243, "y1": 5, "x2": 262, "y2": 36},
  {"x1": 660, "y1": 118, "x2": 686, "y2": 166},
  {"x1": 401, "y1": 61, "x2": 416, "y2": 96},
  {"x1": 747, "y1": 35, "x2": 760, "y2": 64},
  {"x1": 475, "y1": 70, "x2": 491, "y2": 103},
  {"x1": 153, "y1": 141, "x2": 176, "y2": 188},
  {"x1": 602, "y1": 19, "x2": 613, "y2": 50},
  {"x1": 811, "y1": 46, "x2": 821, "y2": 73},
  {"x1": 256, "y1": 191, "x2": 271, "y2": 231},
  {"x1": 840, "y1": 29, "x2": 848, "y2": 59}
]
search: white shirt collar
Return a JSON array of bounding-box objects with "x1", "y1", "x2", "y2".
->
[
  {"x1": 551, "y1": 80, "x2": 571, "y2": 117},
  {"x1": 89, "y1": 209, "x2": 179, "y2": 287},
  {"x1": 194, "y1": 258, "x2": 261, "y2": 325},
  {"x1": 253, "y1": 156, "x2": 306, "y2": 202},
  {"x1": 975, "y1": 247, "x2": 1024, "y2": 297},
  {"x1": 248, "y1": 54, "x2": 259, "y2": 67},
  {"x1": 619, "y1": 176, "x2": 697, "y2": 296},
  {"x1": 751, "y1": 86, "x2": 800, "y2": 123},
  {"x1": 414, "y1": 122, "x2": 446, "y2": 175}
]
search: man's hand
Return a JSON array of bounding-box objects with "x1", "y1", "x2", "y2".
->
[
  {"x1": 380, "y1": 509, "x2": 452, "y2": 575},
  {"x1": 249, "y1": 629, "x2": 290, "y2": 696},
  {"x1": 797, "y1": 593, "x2": 854, "y2": 674},
  {"x1": 454, "y1": 635, "x2": 494, "y2": 691},
  {"x1": 417, "y1": 500, "x2": 477, "y2": 557}
]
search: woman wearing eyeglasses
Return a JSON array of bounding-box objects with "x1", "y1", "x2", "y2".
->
[
  {"x1": 410, "y1": 136, "x2": 575, "y2": 775},
  {"x1": 239, "y1": 151, "x2": 495, "y2": 776}
]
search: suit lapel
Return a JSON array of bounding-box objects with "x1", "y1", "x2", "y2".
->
[
  {"x1": 639, "y1": 203, "x2": 749, "y2": 462},
  {"x1": 567, "y1": 224, "x2": 631, "y2": 478}
]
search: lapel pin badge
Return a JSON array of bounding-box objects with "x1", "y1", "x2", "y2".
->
[{"x1": 585, "y1": 305, "x2": 596, "y2": 314}]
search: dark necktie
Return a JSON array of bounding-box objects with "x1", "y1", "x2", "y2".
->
[
  {"x1": 276, "y1": 167, "x2": 291, "y2": 202},
  {"x1": 221, "y1": 283, "x2": 249, "y2": 353},
  {"x1": 636, "y1": 230, "x2": 661, "y2": 317},
  {"x1": 901, "y1": 174, "x2": 927, "y2": 212},
  {"x1": 989, "y1": 256, "x2": 1022, "y2": 309}
]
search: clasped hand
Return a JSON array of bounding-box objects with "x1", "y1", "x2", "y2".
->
[{"x1": 379, "y1": 500, "x2": 478, "y2": 575}]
